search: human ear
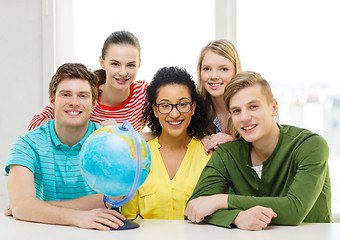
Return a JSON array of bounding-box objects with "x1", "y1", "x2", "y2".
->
[
  {"x1": 152, "y1": 104, "x2": 159, "y2": 118},
  {"x1": 49, "y1": 96, "x2": 55, "y2": 110},
  {"x1": 272, "y1": 99, "x2": 278, "y2": 116},
  {"x1": 99, "y1": 56, "x2": 105, "y2": 69},
  {"x1": 191, "y1": 101, "x2": 196, "y2": 115}
]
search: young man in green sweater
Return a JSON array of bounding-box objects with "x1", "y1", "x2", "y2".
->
[{"x1": 185, "y1": 71, "x2": 331, "y2": 230}]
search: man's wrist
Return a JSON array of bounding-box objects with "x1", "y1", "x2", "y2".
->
[
  {"x1": 223, "y1": 194, "x2": 229, "y2": 209},
  {"x1": 216, "y1": 194, "x2": 228, "y2": 210}
]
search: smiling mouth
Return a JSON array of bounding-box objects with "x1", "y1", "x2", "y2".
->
[
  {"x1": 242, "y1": 124, "x2": 257, "y2": 131},
  {"x1": 66, "y1": 111, "x2": 81, "y2": 116},
  {"x1": 208, "y1": 83, "x2": 223, "y2": 87},
  {"x1": 168, "y1": 120, "x2": 183, "y2": 126},
  {"x1": 115, "y1": 78, "x2": 129, "y2": 83}
]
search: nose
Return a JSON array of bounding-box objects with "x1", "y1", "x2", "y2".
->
[
  {"x1": 69, "y1": 95, "x2": 80, "y2": 107},
  {"x1": 169, "y1": 106, "x2": 180, "y2": 118},
  {"x1": 240, "y1": 110, "x2": 251, "y2": 122},
  {"x1": 210, "y1": 69, "x2": 219, "y2": 80},
  {"x1": 119, "y1": 66, "x2": 128, "y2": 76}
]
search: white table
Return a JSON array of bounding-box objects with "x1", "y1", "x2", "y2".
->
[{"x1": 1, "y1": 214, "x2": 340, "y2": 240}]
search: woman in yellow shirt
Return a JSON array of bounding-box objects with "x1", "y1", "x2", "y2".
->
[{"x1": 121, "y1": 66, "x2": 210, "y2": 219}]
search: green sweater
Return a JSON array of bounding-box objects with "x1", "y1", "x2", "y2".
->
[{"x1": 188, "y1": 124, "x2": 332, "y2": 228}]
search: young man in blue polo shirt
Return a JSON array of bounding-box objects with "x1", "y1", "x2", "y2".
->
[{"x1": 5, "y1": 63, "x2": 125, "y2": 230}]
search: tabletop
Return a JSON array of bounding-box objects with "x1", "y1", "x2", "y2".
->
[{"x1": 1, "y1": 214, "x2": 340, "y2": 240}]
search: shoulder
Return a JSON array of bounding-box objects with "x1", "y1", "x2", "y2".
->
[
  {"x1": 92, "y1": 121, "x2": 102, "y2": 131},
  {"x1": 147, "y1": 137, "x2": 159, "y2": 149},
  {"x1": 6, "y1": 123, "x2": 52, "y2": 173},
  {"x1": 132, "y1": 80, "x2": 148, "y2": 92},
  {"x1": 209, "y1": 138, "x2": 249, "y2": 165},
  {"x1": 21, "y1": 122, "x2": 51, "y2": 144},
  {"x1": 189, "y1": 137, "x2": 211, "y2": 162},
  {"x1": 280, "y1": 124, "x2": 327, "y2": 147},
  {"x1": 189, "y1": 137, "x2": 207, "y2": 150},
  {"x1": 217, "y1": 138, "x2": 249, "y2": 152},
  {"x1": 278, "y1": 124, "x2": 329, "y2": 164}
]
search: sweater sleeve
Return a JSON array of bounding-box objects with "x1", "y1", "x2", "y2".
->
[
  {"x1": 228, "y1": 135, "x2": 329, "y2": 225},
  {"x1": 28, "y1": 106, "x2": 54, "y2": 131},
  {"x1": 188, "y1": 150, "x2": 241, "y2": 228}
]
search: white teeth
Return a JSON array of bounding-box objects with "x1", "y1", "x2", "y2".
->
[
  {"x1": 68, "y1": 111, "x2": 80, "y2": 116},
  {"x1": 244, "y1": 125, "x2": 256, "y2": 130},
  {"x1": 169, "y1": 121, "x2": 181, "y2": 125},
  {"x1": 209, "y1": 83, "x2": 222, "y2": 87}
]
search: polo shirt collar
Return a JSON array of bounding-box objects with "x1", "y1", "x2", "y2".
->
[{"x1": 50, "y1": 119, "x2": 95, "y2": 150}]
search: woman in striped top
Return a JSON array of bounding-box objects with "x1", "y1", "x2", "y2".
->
[{"x1": 28, "y1": 30, "x2": 147, "y2": 132}]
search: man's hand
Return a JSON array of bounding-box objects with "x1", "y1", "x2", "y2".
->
[
  {"x1": 232, "y1": 206, "x2": 277, "y2": 231},
  {"x1": 73, "y1": 208, "x2": 126, "y2": 231},
  {"x1": 201, "y1": 133, "x2": 234, "y2": 155},
  {"x1": 185, "y1": 194, "x2": 228, "y2": 223}
]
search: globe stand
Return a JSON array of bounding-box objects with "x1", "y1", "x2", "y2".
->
[{"x1": 110, "y1": 207, "x2": 139, "y2": 230}]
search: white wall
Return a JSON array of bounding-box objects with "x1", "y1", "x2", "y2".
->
[
  {"x1": 0, "y1": 0, "x2": 44, "y2": 171},
  {"x1": 0, "y1": 0, "x2": 53, "y2": 208}
]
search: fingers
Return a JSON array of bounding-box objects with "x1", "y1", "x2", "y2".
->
[
  {"x1": 233, "y1": 206, "x2": 277, "y2": 231},
  {"x1": 185, "y1": 201, "x2": 201, "y2": 223},
  {"x1": 259, "y1": 206, "x2": 277, "y2": 219},
  {"x1": 185, "y1": 198, "x2": 212, "y2": 223},
  {"x1": 82, "y1": 208, "x2": 126, "y2": 231},
  {"x1": 111, "y1": 208, "x2": 126, "y2": 221},
  {"x1": 99, "y1": 209, "x2": 125, "y2": 226}
]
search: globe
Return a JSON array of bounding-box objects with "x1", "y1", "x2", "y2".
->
[{"x1": 79, "y1": 121, "x2": 151, "y2": 207}]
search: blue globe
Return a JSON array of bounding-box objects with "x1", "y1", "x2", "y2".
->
[{"x1": 79, "y1": 123, "x2": 151, "y2": 200}]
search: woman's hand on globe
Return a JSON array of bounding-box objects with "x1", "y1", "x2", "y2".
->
[{"x1": 73, "y1": 208, "x2": 126, "y2": 231}]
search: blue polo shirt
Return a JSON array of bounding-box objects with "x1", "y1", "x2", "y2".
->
[{"x1": 6, "y1": 120, "x2": 100, "y2": 201}]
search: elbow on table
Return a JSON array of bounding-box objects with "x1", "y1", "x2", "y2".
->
[{"x1": 10, "y1": 201, "x2": 32, "y2": 221}]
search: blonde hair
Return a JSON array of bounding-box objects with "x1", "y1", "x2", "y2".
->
[
  {"x1": 224, "y1": 71, "x2": 274, "y2": 138},
  {"x1": 197, "y1": 39, "x2": 242, "y2": 134}
]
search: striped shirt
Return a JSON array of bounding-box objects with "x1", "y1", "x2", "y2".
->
[
  {"x1": 28, "y1": 80, "x2": 147, "y2": 132},
  {"x1": 6, "y1": 120, "x2": 100, "y2": 201}
]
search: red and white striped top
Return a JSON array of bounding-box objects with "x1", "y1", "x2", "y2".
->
[{"x1": 28, "y1": 80, "x2": 147, "y2": 133}]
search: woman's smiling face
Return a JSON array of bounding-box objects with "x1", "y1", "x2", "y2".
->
[
  {"x1": 153, "y1": 84, "x2": 196, "y2": 138},
  {"x1": 200, "y1": 50, "x2": 236, "y2": 99}
]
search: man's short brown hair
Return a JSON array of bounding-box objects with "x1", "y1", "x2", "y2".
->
[{"x1": 49, "y1": 63, "x2": 98, "y2": 103}]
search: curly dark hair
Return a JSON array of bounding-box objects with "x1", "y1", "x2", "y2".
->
[{"x1": 143, "y1": 66, "x2": 207, "y2": 139}]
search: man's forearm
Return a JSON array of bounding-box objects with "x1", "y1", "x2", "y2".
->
[
  {"x1": 11, "y1": 195, "x2": 79, "y2": 226},
  {"x1": 48, "y1": 193, "x2": 104, "y2": 210}
]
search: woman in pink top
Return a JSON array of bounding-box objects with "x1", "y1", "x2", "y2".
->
[{"x1": 28, "y1": 30, "x2": 147, "y2": 132}]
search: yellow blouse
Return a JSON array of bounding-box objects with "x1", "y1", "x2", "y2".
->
[{"x1": 121, "y1": 137, "x2": 210, "y2": 220}]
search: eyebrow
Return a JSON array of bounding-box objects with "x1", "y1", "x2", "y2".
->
[
  {"x1": 158, "y1": 97, "x2": 191, "y2": 103},
  {"x1": 230, "y1": 99, "x2": 260, "y2": 109},
  {"x1": 109, "y1": 59, "x2": 137, "y2": 64},
  {"x1": 58, "y1": 90, "x2": 91, "y2": 95}
]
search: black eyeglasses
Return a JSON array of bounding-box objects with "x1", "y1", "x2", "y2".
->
[{"x1": 156, "y1": 102, "x2": 193, "y2": 114}]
